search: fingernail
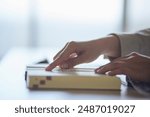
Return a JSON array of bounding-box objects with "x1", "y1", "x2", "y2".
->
[
  {"x1": 108, "y1": 72, "x2": 114, "y2": 76},
  {"x1": 45, "y1": 66, "x2": 51, "y2": 71},
  {"x1": 61, "y1": 63, "x2": 69, "y2": 69},
  {"x1": 95, "y1": 69, "x2": 101, "y2": 73}
]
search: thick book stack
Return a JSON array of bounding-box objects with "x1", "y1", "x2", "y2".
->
[{"x1": 25, "y1": 64, "x2": 121, "y2": 90}]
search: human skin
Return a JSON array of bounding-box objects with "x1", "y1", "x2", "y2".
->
[
  {"x1": 46, "y1": 35, "x2": 150, "y2": 82},
  {"x1": 95, "y1": 52, "x2": 150, "y2": 82},
  {"x1": 46, "y1": 35, "x2": 120, "y2": 70}
]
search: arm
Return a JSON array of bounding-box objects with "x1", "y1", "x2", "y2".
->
[
  {"x1": 46, "y1": 35, "x2": 121, "y2": 71},
  {"x1": 96, "y1": 28, "x2": 150, "y2": 81},
  {"x1": 112, "y1": 28, "x2": 150, "y2": 56},
  {"x1": 46, "y1": 28, "x2": 150, "y2": 71}
]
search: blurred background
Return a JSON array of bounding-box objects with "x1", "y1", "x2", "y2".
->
[{"x1": 0, "y1": 0, "x2": 150, "y2": 59}]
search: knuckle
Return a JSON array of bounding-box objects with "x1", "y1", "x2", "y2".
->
[
  {"x1": 131, "y1": 52, "x2": 138, "y2": 56},
  {"x1": 68, "y1": 41, "x2": 77, "y2": 46},
  {"x1": 112, "y1": 62, "x2": 121, "y2": 67}
]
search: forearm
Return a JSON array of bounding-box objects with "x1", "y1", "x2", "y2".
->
[{"x1": 92, "y1": 35, "x2": 121, "y2": 59}]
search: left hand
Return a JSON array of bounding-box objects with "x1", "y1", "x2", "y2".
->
[{"x1": 95, "y1": 52, "x2": 150, "y2": 82}]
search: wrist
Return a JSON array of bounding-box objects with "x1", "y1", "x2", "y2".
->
[{"x1": 96, "y1": 35, "x2": 121, "y2": 58}]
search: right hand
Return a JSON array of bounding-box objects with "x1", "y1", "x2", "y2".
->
[
  {"x1": 46, "y1": 35, "x2": 120, "y2": 71},
  {"x1": 46, "y1": 40, "x2": 102, "y2": 71}
]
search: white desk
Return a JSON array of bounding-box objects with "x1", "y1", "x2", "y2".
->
[{"x1": 0, "y1": 47, "x2": 149, "y2": 100}]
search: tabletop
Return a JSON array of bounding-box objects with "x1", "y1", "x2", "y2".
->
[{"x1": 0, "y1": 47, "x2": 149, "y2": 100}]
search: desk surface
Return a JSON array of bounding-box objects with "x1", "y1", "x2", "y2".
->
[{"x1": 0, "y1": 47, "x2": 149, "y2": 100}]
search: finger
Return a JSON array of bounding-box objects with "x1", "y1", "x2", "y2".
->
[
  {"x1": 53, "y1": 42, "x2": 69, "y2": 60},
  {"x1": 95, "y1": 56, "x2": 128, "y2": 74},
  {"x1": 60, "y1": 54, "x2": 87, "y2": 69},
  {"x1": 95, "y1": 65, "x2": 104, "y2": 72},
  {"x1": 46, "y1": 54, "x2": 71, "y2": 71},
  {"x1": 113, "y1": 53, "x2": 137, "y2": 62},
  {"x1": 45, "y1": 58, "x2": 62, "y2": 71},
  {"x1": 109, "y1": 67, "x2": 131, "y2": 79},
  {"x1": 46, "y1": 42, "x2": 77, "y2": 71},
  {"x1": 95, "y1": 62, "x2": 120, "y2": 74},
  {"x1": 108, "y1": 68, "x2": 125, "y2": 76},
  {"x1": 111, "y1": 56, "x2": 128, "y2": 62}
]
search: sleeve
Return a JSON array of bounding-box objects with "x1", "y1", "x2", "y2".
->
[
  {"x1": 127, "y1": 76, "x2": 150, "y2": 96},
  {"x1": 112, "y1": 28, "x2": 150, "y2": 57},
  {"x1": 112, "y1": 28, "x2": 150, "y2": 95}
]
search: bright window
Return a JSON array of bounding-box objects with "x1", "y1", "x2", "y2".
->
[{"x1": 0, "y1": 0, "x2": 123, "y2": 57}]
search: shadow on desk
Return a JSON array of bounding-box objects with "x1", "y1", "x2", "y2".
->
[
  {"x1": 27, "y1": 86, "x2": 149, "y2": 100},
  {"x1": 123, "y1": 87, "x2": 150, "y2": 99},
  {"x1": 64, "y1": 88, "x2": 149, "y2": 99}
]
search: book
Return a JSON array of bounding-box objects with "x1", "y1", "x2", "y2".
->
[{"x1": 25, "y1": 64, "x2": 121, "y2": 90}]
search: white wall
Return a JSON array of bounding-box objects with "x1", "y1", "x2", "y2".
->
[
  {"x1": 0, "y1": 0, "x2": 29, "y2": 58},
  {"x1": 2, "y1": 0, "x2": 150, "y2": 59},
  {"x1": 126, "y1": 0, "x2": 150, "y2": 32},
  {"x1": 36, "y1": 0, "x2": 123, "y2": 47}
]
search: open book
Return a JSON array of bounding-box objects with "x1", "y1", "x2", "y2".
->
[{"x1": 25, "y1": 64, "x2": 121, "y2": 90}]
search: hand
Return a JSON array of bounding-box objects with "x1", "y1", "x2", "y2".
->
[
  {"x1": 95, "y1": 52, "x2": 150, "y2": 82},
  {"x1": 46, "y1": 40, "x2": 102, "y2": 71},
  {"x1": 46, "y1": 35, "x2": 120, "y2": 71}
]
